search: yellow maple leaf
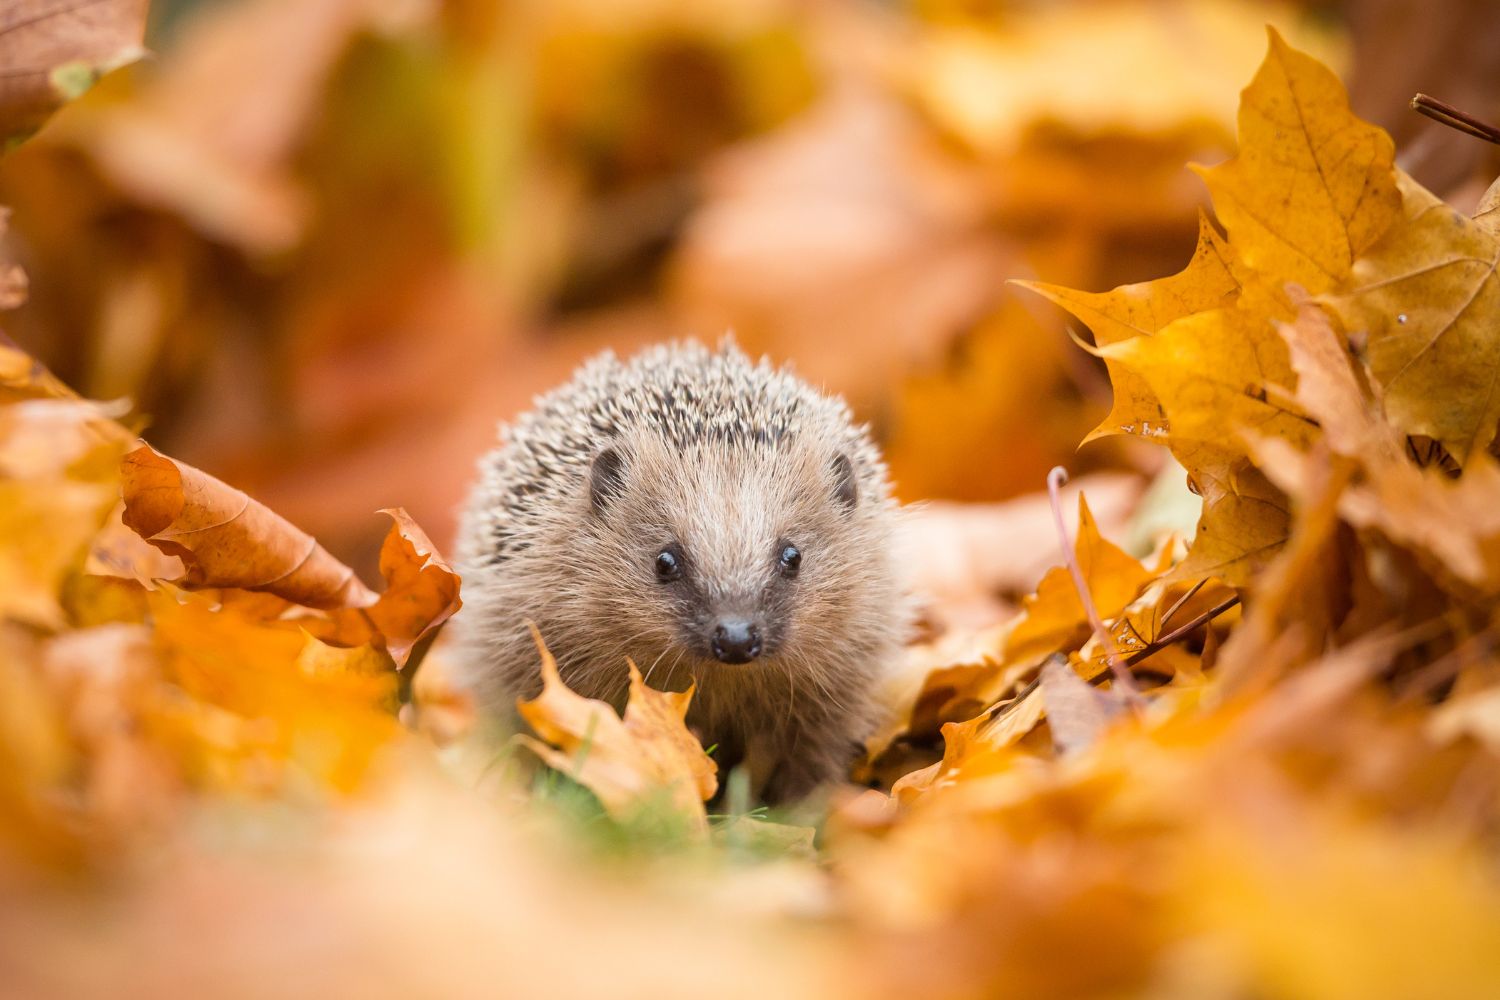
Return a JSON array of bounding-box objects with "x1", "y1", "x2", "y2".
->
[
  {"x1": 1101, "y1": 285, "x2": 1312, "y2": 455},
  {"x1": 1195, "y1": 26, "x2": 1400, "y2": 293},
  {"x1": 1017, "y1": 213, "x2": 1244, "y2": 443},
  {"x1": 1174, "y1": 452, "x2": 1290, "y2": 586},
  {"x1": 1098, "y1": 289, "x2": 1309, "y2": 585},
  {"x1": 1330, "y1": 172, "x2": 1500, "y2": 464},
  {"x1": 1016, "y1": 29, "x2": 1400, "y2": 586}
]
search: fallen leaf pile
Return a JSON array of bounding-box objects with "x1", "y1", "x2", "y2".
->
[
  {"x1": 3, "y1": 10, "x2": 1500, "y2": 1000},
  {"x1": 0, "y1": 327, "x2": 461, "y2": 867}
]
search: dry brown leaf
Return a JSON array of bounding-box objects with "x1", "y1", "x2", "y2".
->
[
  {"x1": 1330, "y1": 171, "x2": 1500, "y2": 464},
  {"x1": 1278, "y1": 302, "x2": 1403, "y2": 464},
  {"x1": 1265, "y1": 304, "x2": 1500, "y2": 594},
  {"x1": 120, "y1": 443, "x2": 377, "y2": 610},
  {"x1": 0, "y1": 0, "x2": 148, "y2": 141},
  {"x1": 1038, "y1": 655, "x2": 1127, "y2": 755},
  {"x1": 1172, "y1": 454, "x2": 1290, "y2": 586},
  {"x1": 889, "y1": 685, "x2": 1045, "y2": 804}
]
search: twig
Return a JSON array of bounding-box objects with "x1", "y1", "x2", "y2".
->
[
  {"x1": 980, "y1": 676, "x2": 1039, "y2": 722},
  {"x1": 1156, "y1": 578, "x2": 1207, "y2": 632},
  {"x1": 1045, "y1": 466, "x2": 1139, "y2": 697},
  {"x1": 1412, "y1": 93, "x2": 1500, "y2": 146},
  {"x1": 1124, "y1": 594, "x2": 1241, "y2": 667}
]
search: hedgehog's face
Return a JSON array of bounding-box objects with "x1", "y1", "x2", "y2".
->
[{"x1": 579, "y1": 430, "x2": 887, "y2": 678}]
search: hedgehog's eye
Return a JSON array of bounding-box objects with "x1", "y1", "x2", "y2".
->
[
  {"x1": 654, "y1": 547, "x2": 683, "y2": 582},
  {"x1": 777, "y1": 543, "x2": 801, "y2": 578}
]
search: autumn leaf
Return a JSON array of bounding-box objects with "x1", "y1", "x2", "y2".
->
[
  {"x1": 890, "y1": 683, "x2": 1044, "y2": 804},
  {"x1": 1020, "y1": 25, "x2": 1404, "y2": 585},
  {"x1": 1173, "y1": 454, "x2": 1290, "y2": 585},
  {"x1": 1329, "y1": 172, "x2": 1500, "y2": 464},
  {"x1": 1029, "y1": 17, "x2": 1408, "y2": 586},
  {"x1": 1194, "y1": 26, "x2": 1400, "y2": 293},
  {"x1": 120, "y1": 443, "x2": 377, "y2": 610},
  {"x1": 119, "y1": 448, "x2": 463, "y2": 668},
  {"x1": 0, "y1": 398, "x2": 129, "y2": 627},
  {"x1": 515, "y1": 625, "x2": 718, "y2": 829},
  {"x1": 1005, "y1": 493, "x2": 1158, "y2": 668},
  {"x1": 1039, "y1": 655, "x2": 1126, "y2": 755},
  {"x1": 146, "y1": 587, "x2": 401, "y2": 794},
  {"x1": 1100, "y1": 287, "x2": 1313, "y2": 457},
  {"x1": 1082, "y1": 574, "x2": 1238, "y2": 679},
  {"x1": 358, "y1": 509, "x2": 462, "y2": 671},
  {"x1": 1278, "y1": 301, "x2": 1403, "y2": 464},
  {"x1": 0, "y1": 0, "x2": 149, "y2": 141},
  {"x1": 0, "y1": 339, "x2": 75, "y2": 402},
  {"x1": 1017, "y1": 214, "x2": 1244, "y2": 443},
  {"x1": 1267, "y1": 304, "x2": 1500, "y2": 593}
]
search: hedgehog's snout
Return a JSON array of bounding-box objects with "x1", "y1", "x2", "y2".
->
[{"x1": 710, "y1": 618, "x2": 762, "y2": 664}]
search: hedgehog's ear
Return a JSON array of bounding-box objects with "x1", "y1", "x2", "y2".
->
[
  {"x1": 589, "y1": 447, "x2": 626, "y2": 515},
  {"x1": 831, "y1": 453, "x2": 858, "y2": 512}
]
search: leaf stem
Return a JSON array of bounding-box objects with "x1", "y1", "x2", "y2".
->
[
  {"x1": 1156, "y1": 578, "x2": 1208, "y2": 632},
  {"x1": 1124, "y1": 594, "x2": 1241, "y2": 667},
  {"x1": 1411, "y1": 93, "x2": 1500, "y2": 146},
  {"x1": 1045, "y1": 466, "x2": 1138, "y2": 697}
]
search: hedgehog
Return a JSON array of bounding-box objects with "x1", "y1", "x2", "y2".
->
[{"x1": 451, "y1": 340, "x2": 904, "y2": 803}]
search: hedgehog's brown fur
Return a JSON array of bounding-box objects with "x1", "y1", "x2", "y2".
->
[{"x1": 451, "y1": 340, "x2": 903, "y2": 803}]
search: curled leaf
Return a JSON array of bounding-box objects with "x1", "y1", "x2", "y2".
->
[{"x1": 120, "y1": 444, "x2": 376, "y2": 610}]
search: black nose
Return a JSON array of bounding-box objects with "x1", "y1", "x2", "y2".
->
[{"x1": 710, "y1": 619, "x2": 762, "y2": 664}]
